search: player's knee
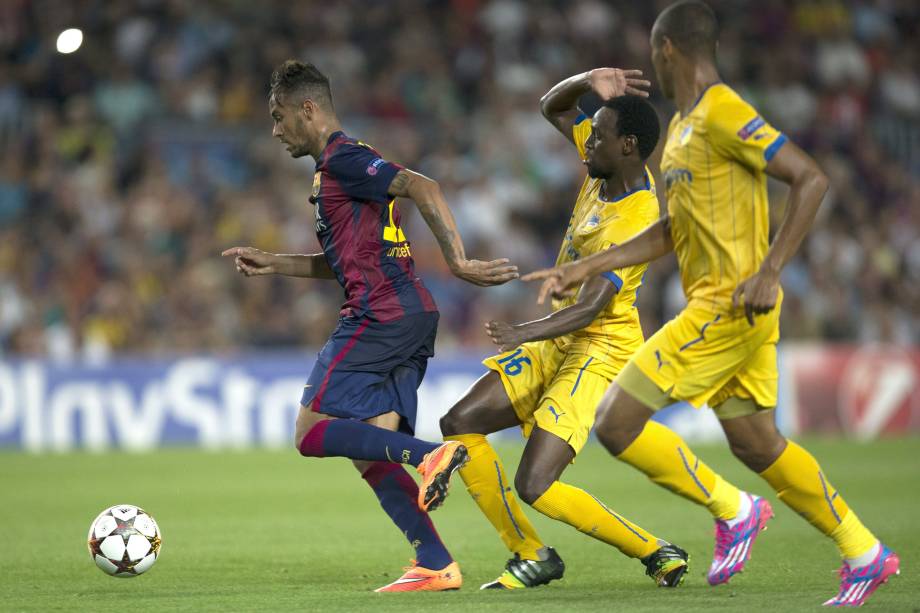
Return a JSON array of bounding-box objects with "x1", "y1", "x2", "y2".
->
[
  {"x1": 439, "y1": 409, "x2": 464, "y2": 437},
  {"x1": 514, "y1": 470, "x2": 552, "y2": 506},
  {"x1": 439, "y1": 402, "x2": 480, "y2": 437},
  {"x1": 293, "y1": 424, "x2": 307, "y2": 452},
  {"x1": 295, "y1": 417, "x2": 330, "y2": 458},
  {"x1": 294, "y1": 426, "x2": 312, "y2": 455}
]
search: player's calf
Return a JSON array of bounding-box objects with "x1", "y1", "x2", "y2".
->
[
  {"x1": 721, "y1": 411, "x2": 788, "y2": 473},
  {"x1": 295, "y1": 406, "x2": 442, "y2": 466}
]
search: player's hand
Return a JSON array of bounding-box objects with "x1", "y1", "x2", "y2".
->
[
  {"x1": 521, "y1": 260, "x2": 589, "y2": 304},
  {"x1": 451, "y1": 258, "x2": 519, "y2": 287},
  {"x1": 221, "y1": 246, "x2": 279, "y2": 277},
  {"x1": 588, "y1": 68, "x2": 651, "y2": 100},
  {"x1": 732, "y1": 267, "x2": 780, "y2": 326},
  {"x1": 484, "y1": 320, "x2": 526, "y2": 352}
]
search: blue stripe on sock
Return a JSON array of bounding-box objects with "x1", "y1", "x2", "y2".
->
[
  {"x1": 677, "y1": 447, "x2": 711, "y2": 498},
  {"x1": 818, "y1": 471, "x2": 843, "y2": 524},
  {"x1": 495, "y1": 461, "x2": 525, "y2": 540},
  {"x1": 588, "y1": 493, "x2": 648, "y2": 542},
  {"x1": 570, "y1": 357, "x2": 594, "y2": 396}
]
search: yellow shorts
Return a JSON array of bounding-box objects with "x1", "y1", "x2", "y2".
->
[
  {"x1": 617, "y1": 303, "x2": 780, "y2": 417},
  {"x1": 483, "y1": 340, "x2": 622, "y2": 455}
]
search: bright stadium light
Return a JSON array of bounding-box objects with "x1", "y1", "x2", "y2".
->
[{"x1": 56, "y1": 28, "x2": 83, "y2": 54}]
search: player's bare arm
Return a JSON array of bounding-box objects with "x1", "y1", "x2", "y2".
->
[
  {"x1": 484, "y1": 275, "x2": 617, "y2": 352},
  {"x1": 731, "y1": 141, "x2": 829, "y2": 325},
  {"x1": 221, "y1": 246, "x2": 336, "y2": 279},
  {"x1": 386, "y1": 168, "x2": 518, "y2": 287},
  {"x1": 540, "y1": 68, "x2": 651, "y2": 143},
  {"x1": 523, "y1": 216, "x2": 674, "y2": 304}
]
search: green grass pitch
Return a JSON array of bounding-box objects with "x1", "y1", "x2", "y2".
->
[{"x1": 1, "y1": 438, "x2": 916, "y2": 612}]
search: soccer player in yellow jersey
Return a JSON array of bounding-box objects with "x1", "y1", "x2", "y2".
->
[
  {"x1": 440, "y1": 69, "x2": 690, "y2": 590},
  {"x1": 525, "y1": 1, "x2": 899, "y2": 607}
]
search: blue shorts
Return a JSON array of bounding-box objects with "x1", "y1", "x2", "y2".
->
[{"x1": 301, "y1": 311, "x2": 439, "y2": 434}]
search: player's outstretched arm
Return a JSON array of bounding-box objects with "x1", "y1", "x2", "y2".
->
[
  {"x1": 731, "y1": 141, "x2": 829, "y2": 324},
  {"x1": 386, "y1": 169, "x2": 519, "y2": 287},
  {"x1": 221, "y1": 247, "x2": 336, "y2": 279},
  {"x1": 540, "y1": 68, "x2": 651, "y2": 143},
  {"x1": 522, "y1": 215, "x2": 673, "y2": 304},
  {"x1": 484, "y1": 275, "x2": 616, "y2": 352}
]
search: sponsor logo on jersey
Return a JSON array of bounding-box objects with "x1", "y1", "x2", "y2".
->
[
  {"x1": 664, "y1": 168, "x2": 693, "y2": 190},
  {"x1": 386, "y1": 244, "x2": 412, "y2": 258},
  {"x1": 737, "y1": 116, "x2": 766, "y2": 140},
  {"x1": 314, "y1": 201, "x2": 327, "y2": 233},
  {"x1": 679, "y1": 124, "x2": 693, "y2": 145},
  {"x1": 367, "y1": 157, "x2": 386, "y2": 176}
]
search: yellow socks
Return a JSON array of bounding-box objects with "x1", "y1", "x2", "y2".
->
[
  {"x1": 616, "y1": 420, "x2": 741, "y2": 520},
  {"x1": 445, "y1": 434, "x2": 544, "y2": 560},
  {"x1": 449, "y1": 432, "x2": 664, "y2": 561},
  {"x1": 532, "y1": 481, "x2": 660, "y2": 559},
  {"x1": 760, "y1": 440, "x2": 877, "y2": 558},
  {"x1": 830, "y1": 512, "x2": 880, "y2": 560}
]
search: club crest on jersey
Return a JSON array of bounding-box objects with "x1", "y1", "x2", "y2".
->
[
  {"x1": 367, "y1": 157, "x2": 386, "y2": 176},
  {"x1": 737, "y1": 116, "x2": 766, "y2": 140},
  {"x1": 679, "y1": 124, "x2": 693, "y2": 145},
  {"x1": 310, "y1": 171, "x2": 321, "y2": 203}
]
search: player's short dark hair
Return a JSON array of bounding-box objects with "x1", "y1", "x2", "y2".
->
[
  {"x1": 270, "y1": 60, "x2": 334, "y2": 110},
  {"x1": 653, "y1": 0, "x2": 719, "y2": 60},
  {"x1": 603, "y1": 95, "x2": 660, "y2": 160}
]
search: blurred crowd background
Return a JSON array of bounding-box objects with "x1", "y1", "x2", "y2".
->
[{"x1": 1, "y1": 0, "x2": 918, "y2": 360}]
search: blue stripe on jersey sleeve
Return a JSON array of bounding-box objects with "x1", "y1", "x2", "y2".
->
[
  {"x1": 764, "y1": 133, "x2": 787, "y2": 162},
  {"x1": 601, "y1": 271, "x2": 624, "y2": 290}
]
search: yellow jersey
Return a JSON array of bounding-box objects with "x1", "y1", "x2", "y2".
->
[
  {"x1": 661, "y1": 83, "x2": 787, "y2": 313},
  {"x1": 550, "y1": 114, "x2": 660, "y2": 364}
]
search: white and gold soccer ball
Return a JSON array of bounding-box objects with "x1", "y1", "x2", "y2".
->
[{"x1": 87, "y1": 504, "x2": 162, "y2": 577}]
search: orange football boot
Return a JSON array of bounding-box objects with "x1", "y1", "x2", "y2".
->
[
  {"x1": 374, "y1": 561, "x2": 463, "y2": 592},
  {"x1": 416, "y1": 441, "x2": 469, "y2": 512}
]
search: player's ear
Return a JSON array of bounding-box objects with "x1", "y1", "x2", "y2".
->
[
  {"x1": 662, "y1": 36, "x2": 675, "y2": 61},
  {"x1": 623, "y1": 134, "x2": 638, "y2": 156},
  {"x1": 301, "y1": 99, "x2": 316, "y2": 120}
]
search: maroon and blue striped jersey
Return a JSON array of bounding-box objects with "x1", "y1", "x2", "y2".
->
[{"x1": 311, "y1": 131, "x2": 438, "y2": 322}]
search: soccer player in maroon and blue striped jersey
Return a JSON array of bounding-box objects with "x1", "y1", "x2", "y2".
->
[{"x1": 222, "y1": 60, "x2": 517, "y2": 592}]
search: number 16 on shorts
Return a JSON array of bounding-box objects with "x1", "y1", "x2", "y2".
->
[{"x1": 497, "y1": 348, "x2": 531, "y2": 376}]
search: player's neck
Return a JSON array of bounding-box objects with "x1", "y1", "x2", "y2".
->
[
  {"x1": 600, "y1": 166, "x2": 646, "y2": 201},
  {"x1": 675, "y1": 62, "x2": 721, "y2": 117},
  {"x1": 310, "y1": 119, "x2": 343, "y2": 158}
]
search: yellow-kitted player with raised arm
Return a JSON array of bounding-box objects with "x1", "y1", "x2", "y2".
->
[
  {"x1": 524, "y1": 1, "x2": 899, "y2": 607},
  {"x1": 440, "y1": 69, "x2": 692, "y2": 591}
]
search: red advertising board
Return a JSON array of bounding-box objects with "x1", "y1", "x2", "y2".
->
[{"x1": 784, "y1": 345, "x2": 920, "y2": 438}]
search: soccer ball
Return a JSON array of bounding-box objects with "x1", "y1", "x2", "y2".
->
[{"x1": 87, "y1": 504, "x2": 161, "y2": 577}]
